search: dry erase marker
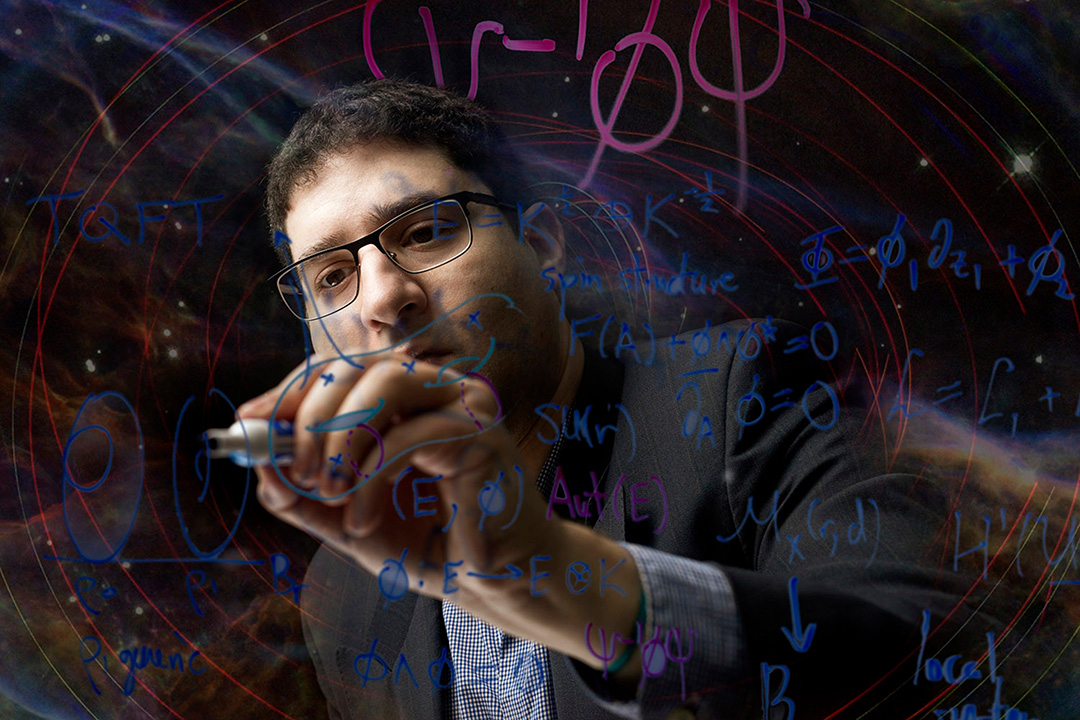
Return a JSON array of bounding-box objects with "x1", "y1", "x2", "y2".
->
[{"x1": 203, "y1": 419, "x2": 294, "y2": 467}]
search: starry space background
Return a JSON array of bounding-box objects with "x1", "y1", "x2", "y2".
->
[{"x1": 1, "y1": 1, "x2": 1079, "y2": 718}]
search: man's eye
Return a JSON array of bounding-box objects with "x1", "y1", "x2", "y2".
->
[
  {"x1": 400, "y1": 224, "x2": 436, "y2": 247},
  {"x1": 316, "y1": 265, "x2": 356, "y2": 290}
]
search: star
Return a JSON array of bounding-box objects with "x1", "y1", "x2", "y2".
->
[{"x1": 1013, "y1": 153, "x2": 1034, "y2": 175}]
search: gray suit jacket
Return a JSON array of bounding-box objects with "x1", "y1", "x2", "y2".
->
[{"x1": 301, "y1": 321, "x2": 979, "y2": 719}]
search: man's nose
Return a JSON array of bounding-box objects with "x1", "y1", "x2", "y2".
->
[{"x1": 354, "y1": 244, "x2": 427, "y2": 330}]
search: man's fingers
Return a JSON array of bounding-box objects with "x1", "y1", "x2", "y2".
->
[
  {"x1": 236, "y1": 353, "x2": 365, "y2": 422},
  {"x1": 266, "y1": 492, "x2": 353, "y2": 554},
  {"x1": 341, "y1": 409, "x2": 499, "y2": 537},
  {"x1": 250, "y1": 356, "x2": 509, "y2": 560},
  {"x1": 240, "y1": 356, "x2": 368, "y2": 481},
  {"x1": 317, "y1": 359, "x2": 477, "y2": 483},
  {"x1": 253, "y1": 464, "x2": 301, "y2": 514},
  {"x1": 290, "y1": 359, "x2": 370, "y2": 481}
]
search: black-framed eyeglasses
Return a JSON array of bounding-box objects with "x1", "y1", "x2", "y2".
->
[{"x1": 270, "y1": 191, "x2": 513, "y2": 322}]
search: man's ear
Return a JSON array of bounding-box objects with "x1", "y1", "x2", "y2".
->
[{"x1": 519, "y1": 201, "x2": 565, "y2": 273}]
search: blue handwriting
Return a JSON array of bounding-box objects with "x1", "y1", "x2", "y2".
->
[
  {"x1": 917, "y1": 612, "x2": 1038, "y2": 719},
  {"x1": 952, "y1": 507, "x2": 1079, "y2": 584},
  {"x1": 887, "y1": 351, "x2": 1080, "y2": 438},
  {"x1": 352, "y1": 638, "x2": 544, "y2": 696},
  {"x1": 374, "y1": 553, "x2": 628, "y2": 602},
  {"x1": 718, "y1": 492, "x2": 882, "y2": 568},
  {"x1": 533, "y1": 403, "x2": 637, "y2": 460},
  {"x1": 26, "y1": 189, "x2": 222, "y2": 247},
  {"x1": 80, "y1": 632, "x2": 205, "y2": 696},
  {"x1": 794, "y1": 215, "x2": 1072, "y2": 301},
  {"x1": 569, "y1": 315, "x2": 779, "y2": 369}
]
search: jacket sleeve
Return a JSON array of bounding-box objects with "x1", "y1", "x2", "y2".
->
[{"x1": 564, "y1": 320, "x2": 991, "y2": 719}]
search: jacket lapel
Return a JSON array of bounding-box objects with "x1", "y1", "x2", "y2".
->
[
  {"x1": 547, "y1": 348, "x2": 636, "y2": 719},
  {"x1": 396, "y1": 595, "x2": 450, "y2": 719}
]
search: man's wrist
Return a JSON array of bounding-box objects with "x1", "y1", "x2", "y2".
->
[{"x1": 491, "y1": 521, "x2": 643, "y2": 677}]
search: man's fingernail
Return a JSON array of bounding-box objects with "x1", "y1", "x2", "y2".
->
[
  {"x1": 294, "y1": 453, "x2": 313, "y2": 481},
  {"x1": 237, "y1": 395, "x2": 270, "y2": 416},
  {"x1": 325, "y1": 474, "x2": 349, "y2": 501},
  {"x1": 346, "y1": 490, "x2": 379, "y2": 533},
  {"x1": 294, "y1": 472, "x2": 317, "y2": 490},
  {"x1": 257, "y1": 483, "x2": 286, "y2": 512}
]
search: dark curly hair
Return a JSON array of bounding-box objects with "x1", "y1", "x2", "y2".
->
[{"x1": 265, "y1": 79, "x2": 532, "y2": 262}]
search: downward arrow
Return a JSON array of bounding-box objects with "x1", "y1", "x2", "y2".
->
[{"x1": 780, "y1": 576, "x2": 816, "y2": 653}]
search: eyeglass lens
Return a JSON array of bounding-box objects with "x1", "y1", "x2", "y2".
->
[{"x1": 278, "y1": 200, "x2": 471, "y2": 320}]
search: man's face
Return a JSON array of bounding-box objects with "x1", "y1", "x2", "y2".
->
[{"x1": 282, "y1": 139, "x2": 568, "y2": 438}]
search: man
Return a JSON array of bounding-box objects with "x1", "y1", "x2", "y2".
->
[{"x1": 239, "y1": 79, "x2": 978, "y2": 719}]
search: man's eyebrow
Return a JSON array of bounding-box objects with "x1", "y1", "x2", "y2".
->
[
  {"x1": 299, "y1": 191, "x2": 447, "y2": 259},
  {"x1": 364, "y1": 191, "x2": 446, "y2": 230},
  {"x1": 302, "y1": 233, "x2": 351, "y2": 259},
  {"x1": 300, "y1": 189, "x2": 447, "y2": 260}
]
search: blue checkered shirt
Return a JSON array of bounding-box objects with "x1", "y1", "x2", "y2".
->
[{"x1": 443, "y1": 601, "x2": 557, "y2": 719}]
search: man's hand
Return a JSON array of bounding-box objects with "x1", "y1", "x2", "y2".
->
[{"x1": 238, "y1": 352, "x2": 642, "y2": 678}]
